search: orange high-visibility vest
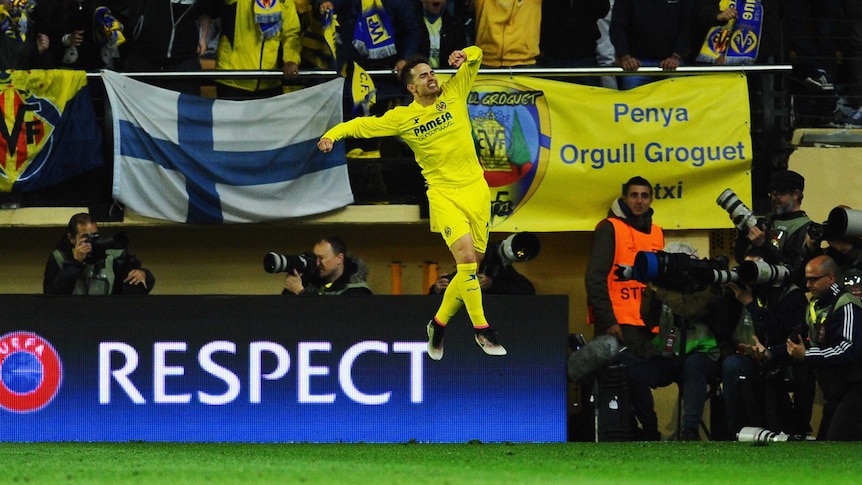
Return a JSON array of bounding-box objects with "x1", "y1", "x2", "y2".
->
[{"x1": 606, "y1": 217, "x2": 664, "y2": 327}]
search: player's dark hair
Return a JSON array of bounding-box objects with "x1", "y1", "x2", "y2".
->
[{"x1": 400, "y1": 54, "x2": 431, "y2": 91}]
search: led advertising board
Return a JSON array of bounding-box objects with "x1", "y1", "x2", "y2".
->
[{"x1": 0, "y1": 295, "x2": 567, "y2": 442}]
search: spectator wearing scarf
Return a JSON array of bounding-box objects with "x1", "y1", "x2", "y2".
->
[
  {"x1": 46, "y1": 0, "x2": 124, "y2": 71},
  {"x1": 216, "y1": 0, "x2": 301, "y2": 97},
  {"x1": 0, "y1": 0, "x2": 51, "y2": 69},
  {"x1": 315, "y1": 0, "x2": 421, "y2": 115}
]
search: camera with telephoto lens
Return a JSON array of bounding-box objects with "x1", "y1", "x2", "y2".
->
[
  {"x1": 628, "y1": 250, "x2": 736, "y2": 293},
  {"x1": 807, "y1": 222, "x2": 826, "y2": 241},
  {"x1": 807, "y1": 206, "x2": 862, "y2": 242},
  {"x1": 481, "y1": 232, "x2": 540, "y2": 278},
  {"x1": 263, "y1": 251, "x2": 316, "y2": 275},
  {"x1": 81, "y1": 232, "x2": 128, "y2": 263},
  {"x1": 736, "y1": 426, "x2": 804, "y2": 443},
  {"x1": 717, "y1": 188, "x2": 758, "y2": 232},
  {"x1": 735, "y1": 260, "x2": 791, "y2": 286}
]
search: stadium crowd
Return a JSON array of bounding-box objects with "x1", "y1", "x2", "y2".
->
[{"x1": 0, "y1": 0, "x2": 859, "y2": 125}]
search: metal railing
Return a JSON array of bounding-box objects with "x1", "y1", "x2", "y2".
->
[{"x1": 85, "y1": 64, "x2": 794, "y2": 81}]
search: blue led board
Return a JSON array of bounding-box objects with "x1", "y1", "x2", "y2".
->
[{"x1": 0, "y1": 295, "x2": 567, "y2": 442}]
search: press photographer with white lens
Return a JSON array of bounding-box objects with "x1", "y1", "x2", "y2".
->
[
  {"x1": 43, "y1": 212, "x2": 155, "y2": 295},
  {"x1": 798, "y1": 205, "x2": 862, "y2": 294},
  {"x1": 731, "y1": 170, "x2": 811, "y2": 287},
  {"x1": 273, "y1": 236, "x2": 372, "y2": 296},
  {"x1": 721, "y1": 246, "x2": 810, "y2": 438}
]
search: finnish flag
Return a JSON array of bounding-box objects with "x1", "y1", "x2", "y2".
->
[{"x1": 102, "y1": 71, "x2": 352, "y2": 223}]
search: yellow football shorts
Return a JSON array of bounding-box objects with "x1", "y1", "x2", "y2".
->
[{"x1": 427, "y1": 178, "x2": 490, "y2": 253}]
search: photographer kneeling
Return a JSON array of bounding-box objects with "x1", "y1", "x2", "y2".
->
[
  {"x1": 627, "y1": 242, "x2": 725, "y2": 441},
  {"x1": 43, "y1": 213, "x2": 155, "y2": 295},
  {"x1": 279, "y1": 236, "x2": 372, "y2": 296}
]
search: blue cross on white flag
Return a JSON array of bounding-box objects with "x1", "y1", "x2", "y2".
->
[{"x1": 102, "y1": 72, "x2": 352, "y2": 223}]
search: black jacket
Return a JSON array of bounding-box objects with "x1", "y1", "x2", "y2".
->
[
  {"x1": 43, "y1": 236, "x2": 155, "y2": 295},
  {"x1": 117, "y1": 0, "x2": 214, "y2": 62},
  {"x1": 610, "y1": 0, "x2": 692, "y2": 61},
  {"x1": 540, "y1": 0, "x2": 609, "y2": 60},
  {"x1": 417, "y1": 5, "x2": 468, "y2": 65}
]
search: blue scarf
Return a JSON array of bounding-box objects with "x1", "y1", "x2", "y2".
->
[
  {"x1": 0, "y1": 0, "x2": 35, "y2": 43},
  {"x1": 352, "y1": 0, "x2": 396, "y2": 60},
  {"x1": 254, "y1": 0, "x2": 283, "y2": 40},
  {"x1": 697, "y1": 0, "x2": 762, "y2": 65},
  {"x1": 93, "y1": 6, "x2": 125, "y2": 48}
]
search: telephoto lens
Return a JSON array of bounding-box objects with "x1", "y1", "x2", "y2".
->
[
  {"x1": 262, "y1": 252, "x2": 313, "y2": 274},
  {"x1": 736, "y1": 260, "x2": 790, "y2": 286},
  {"x1": 736, "y1": 426, "x2": 789, "y2": 443},
  {"x1": 716, "y1": 188, "x2": 758, "y2": 231}
]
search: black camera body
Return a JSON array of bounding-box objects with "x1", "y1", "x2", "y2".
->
[
  {"x1": 808, "y1": 206, "x2": 862, "y2": 242},
  {"x1": 263, "y1": 252, "x2": 315, "y2": 275},
  {"x1": 808, "y1": 206, "x2": 862, "y2": 241},
  {"x1": 807, "y1": 221, "x2": 826, "y2": 241},
  {"x1": 788, "y1": 323, "x2": 809, "y2": 347},
  {"x1": 81, "y1": 232, "x2": 128, "y2": 263}
]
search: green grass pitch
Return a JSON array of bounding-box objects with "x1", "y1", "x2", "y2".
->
[{"x1": 1, "y1": 441, "x2": 860, "y2": 484}]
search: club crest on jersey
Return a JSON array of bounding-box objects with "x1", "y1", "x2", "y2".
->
[
  {"x1": 435, "y1": 101, "x2": 446, "y2": 112},
  {"x1": 0, "y1": 331, "x2": 63, "y2": 413}
]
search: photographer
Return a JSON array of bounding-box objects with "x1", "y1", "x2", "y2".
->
[
  {"x1": 429, "y1": 264, "x2": 535, "y2": 296},
  {"x1": 798, "y1": 205, "x2": 862, "y2": 290},
  {"x1": 760, "y1": 255, "x2": 862, "y2": 440},
  {"x1": 281, "y1": 236, "x2": 372, "y2": 296},
  {"x1": 721, "y1": 247, "x2": 810, "y2": 437},
  {"x1": 429, "y1": 234, "x2": 538, "y2": 296},
  {"x1": 43, "y1": 213, "x2": 155, "y2": 295},
  {"x1": 733, "y1": 170, "x2": 811, "y2": 284},
  {"x1": 627, "y1": 242, "x2": 725, "y2": 441}
]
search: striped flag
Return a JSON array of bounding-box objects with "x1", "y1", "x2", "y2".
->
[{"x1": 102, "y1": 72, "x2": 352, "y2": 224}]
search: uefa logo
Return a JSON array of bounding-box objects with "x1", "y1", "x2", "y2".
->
[{"x1": 0, "y1": 331, "x2": 63, "y2": 413}]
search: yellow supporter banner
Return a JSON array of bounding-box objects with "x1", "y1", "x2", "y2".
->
[{"x1": 458, "y1": 74, "x2": 752, "y2": 232}]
